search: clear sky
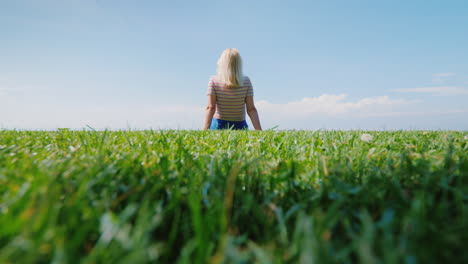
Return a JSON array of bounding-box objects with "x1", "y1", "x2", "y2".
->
[{"x1": 1, "y1": 0, "x2": 468, "y2": 130}]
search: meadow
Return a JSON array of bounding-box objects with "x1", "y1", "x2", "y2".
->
[{"x1": 0, "y1": 130, "x2": 467, "y2": 263}]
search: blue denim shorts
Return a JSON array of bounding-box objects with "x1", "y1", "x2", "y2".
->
[{"x1": 210, "y1": 118, "x2": 248, "y2": 130}]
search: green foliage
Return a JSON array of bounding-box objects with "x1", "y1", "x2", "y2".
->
[{"x1": 0, "y1": 130, "x2": 467, "y2": 263}]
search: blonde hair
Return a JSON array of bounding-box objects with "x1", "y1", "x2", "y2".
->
[{"x1": 217, "y1": 48, "x2": 244, "y2": 88}]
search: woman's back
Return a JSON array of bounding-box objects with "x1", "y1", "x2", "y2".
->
[
  {"x1": 207, "y1": 75, "x2": 253, "y2": 122},
  {"x1": 203, "y1": 48, "x2": 262, "y2": 130}
]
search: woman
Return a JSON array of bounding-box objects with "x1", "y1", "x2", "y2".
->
[{"x1": 203, "y1": 48, "x2": 262, "y2": 130}]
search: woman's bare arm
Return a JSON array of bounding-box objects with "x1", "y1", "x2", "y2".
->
[
  {"x1": 245, "y1": 96, "x2": 262, "y2": 130},
  {"x1": 203, "y1": 95, "x2": 217, "y2": 130}
]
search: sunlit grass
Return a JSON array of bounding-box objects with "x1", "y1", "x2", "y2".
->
[{"x1": 0, "y1": 130, "x2": 467, "y2": 263}]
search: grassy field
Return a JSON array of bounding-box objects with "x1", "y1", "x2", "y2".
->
[{"x1": 0, "y1": 130, "x2": 467, "y2": 263}]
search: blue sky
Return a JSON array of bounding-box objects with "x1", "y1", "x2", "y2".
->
[{"x1": 1, "y1": 0, "x2": 468, "y2": 130}]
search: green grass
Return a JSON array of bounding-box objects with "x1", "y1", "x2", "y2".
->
[{"x1": 1, "y1": 130, "x2": 467, "y2": 263}]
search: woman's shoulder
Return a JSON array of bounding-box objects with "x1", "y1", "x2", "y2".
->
[
  {"x1": 208, "y1": 75, "x2": 218, "y2": 87},
  {"x1": 243, "y1": 76, "x2": 252, "y2": 85}
]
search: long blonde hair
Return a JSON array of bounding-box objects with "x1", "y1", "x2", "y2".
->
[{"x1": 217, "y1": 48, "x2": 244, "y2": 88}]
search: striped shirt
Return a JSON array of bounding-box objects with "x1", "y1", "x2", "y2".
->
[{"x1": 207, "y1": 75, "x2": 254, "y2": 121}]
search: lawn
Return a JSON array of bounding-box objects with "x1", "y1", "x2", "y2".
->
[{"x1": 1, "y1": 130, "x2": 467, "y2": 263}]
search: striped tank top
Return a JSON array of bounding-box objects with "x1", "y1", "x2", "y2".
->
[{"x1": 207, "y1": 75, "x2": 254, "y2": 121}]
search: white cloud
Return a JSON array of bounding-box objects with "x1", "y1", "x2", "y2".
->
[
  {"x1": 1, "y1": 93, "x2": 467, "y2": 130},
  {"x1": 393, "y1": 86, "x2": 468, "y2": 95},
  {"x1": 432, "y1": 72, "x2": 456, "y2": 83},
  {"x1": 251, "y1": 95, "x2": 466, "y2": 130},
  {"x1": 0, "y1": 88, "x2": 17, "y2": 97},
  {"x1": 367, "y1": 109, "x2": 468, "y2": 117},
  {"x1": 256, "y1": 94, "x2": 413, "y2": 118},
  {"x1": 0, "y1": 103, "x2": 204, "y2": 130}
]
